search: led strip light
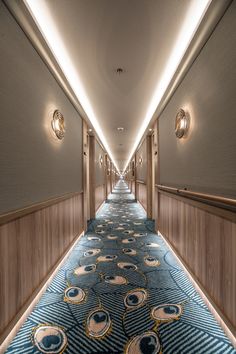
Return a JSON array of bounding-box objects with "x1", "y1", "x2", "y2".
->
[
  {"x1": 25, "y1": 0, "x2": 211, "y2": 174},
  {"x1": 122, "y1": 0, "x2": 212, "y2": 171}
]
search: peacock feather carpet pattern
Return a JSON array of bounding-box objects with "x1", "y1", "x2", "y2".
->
[{"x1": 5, "y1": 181, "x2": 236, "y2": 354}]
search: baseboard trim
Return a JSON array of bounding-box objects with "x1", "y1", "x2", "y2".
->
[
  {"x1": 158, "y1": 230, "x2": 236, "y2": 348},
  {"x1": 0, "y1": 230, "x2": 84, "y2": 353}
]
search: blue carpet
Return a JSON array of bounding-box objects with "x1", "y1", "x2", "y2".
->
[{"x1": 5, "y1": 181, "x2": 235, "y2": 353}]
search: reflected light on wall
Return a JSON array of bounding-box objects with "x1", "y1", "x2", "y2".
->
[
  {"x1": 123, "y1": 0, "x2": 211, "y2": 171},
  {"x1": 24, "y1": 0, "x2": 119, "y2": 172}
]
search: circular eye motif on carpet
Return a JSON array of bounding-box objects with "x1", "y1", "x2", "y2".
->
[
  {"x1": 117, "y1": 262, "x2": 137, "y2": 270},
  {"x1": 134, "y1": 232, "x2": 146, "y2": 238},
  {"x1": 84, "y1": 249, "x2": 100, "y2": 257},
  {"x1": 107, "y1": 234, "x2": 118, "y2": 240},
  {"x1": 64, "y1": 286, "x2": 85, "y2": 304},
  {"x1": 33, "y1": 325, "x2": 67, "y2": 353},
  {"x1": 122, "y1": 248, "x2": 137, "y2": 255},
  {"x1": 125, "y1": 331, "x2": 161, "y2": 354},
  {"x1": 97, "y1": 255, "x2": 117, "y2": 262},
  {"x1": 133, "y1": 222, "x2": 143, "y2": 225},
  {"x1": 115, "y1": 226, "x2": 125, "y2": 230},
  {"x1": 122, "y1": 238, "x2": 135, "y2": 244},
  {"x1": 124, "y1": 289, "x2": 147, "y2": 309},
  {"x1": 74, "y1": 264, "x2": 96, "y2": 276},
  {"x1": 151, "y1": 304, "x2": 183, "y2": 322},
  {"x1": 96, "y1": 230, "x2": 106, "y2": 234},
  {"x1": 88, "y1": 236, "x2": 101, "y2": 241},
  {"x1": 123, "y1": 230, "x2": 134, "y2": 235},
  {"x1": 86, "y1": 309, "x2": 111, "y2": 338},
  {"x1": 144, "y1": 242, "x2": 160, "y2": 248},
  {"x1": 107, "y1": 221, "x2": 114, "y2": 224},
  {"x1": 144, "y1": 256, "x2": 160, "y2": 267},
  {"x1": 97, "y1": 224, "x2": 106, "y2": 228},
  {"x1": 104, "y1": 275, "x2": 127, "y2": 285}
]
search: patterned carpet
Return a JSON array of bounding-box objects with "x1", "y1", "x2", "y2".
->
[{"x1": 5, "y1": 180, "x2": 235, "y2": 353}]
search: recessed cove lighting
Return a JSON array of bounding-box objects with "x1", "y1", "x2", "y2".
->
[
  {"x1": 24, "y1": 0, "x2": 119, "y2": 173},
  {"x1": 123, "y1": 0, "x2": 211, "y2": 171}
]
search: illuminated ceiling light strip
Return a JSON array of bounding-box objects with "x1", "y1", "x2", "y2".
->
[
  {"x1": 24, "y1": 0, "x2": 119, "y2": 172},
  {"x1": 124, "y1": 0, "x2": 212, "y2": 171}
]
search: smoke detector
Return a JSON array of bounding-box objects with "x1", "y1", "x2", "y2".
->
[
  {"x1": 117, "y1": 127, "x2": 124, "y2": 132},
  {"x1": 116, "y1": 68, "x2": 124, "y2": 74}
]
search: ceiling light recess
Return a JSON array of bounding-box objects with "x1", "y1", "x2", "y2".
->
[
  {"x1": 24, "y1": 0, "x2": 119, "y2": 173},
  {"x1": 123, "y1": 0, "x2": 211, "y2": 171}
]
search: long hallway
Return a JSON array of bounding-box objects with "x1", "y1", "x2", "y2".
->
[{"x1": 5, "y1": 181, "x2": 235, "y2": 354}]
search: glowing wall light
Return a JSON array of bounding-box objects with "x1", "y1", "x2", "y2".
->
[
  {"x1": 123, "y1": 0, "x2": 211, "y2": 170},
  {"x1": 24, "y1": 0, "x2": 119, "y2": 172},
  {"x1": 51, "y1": 109, "x2": 65, "y2": 140},
  {"x1": 175, "y1": 109, "x2": 189, "y2": 138}
]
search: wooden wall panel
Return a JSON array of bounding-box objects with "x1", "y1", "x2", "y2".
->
[
  {"x1": 95, "y1": 184, "x2": 106, "y2": 212},
  {"x1": 158, "y1": 191, "x2": 236, "y2": 333},
  {"x1": 0, "y1": 193, "x2": 83, "y2": 342},
  {"x1": 131, "y1": 181, "x2": 135, "y2": 195},
  {"x1": 137, "y1": 182, "x2": 147, "y2": 211},
  {"x1": 107, "y1": 178, "x2": 111, "y2": 196}
]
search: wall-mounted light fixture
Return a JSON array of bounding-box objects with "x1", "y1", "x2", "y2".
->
[
  {"x1": 139, "y1": 156, "x2": 143, "y2": 165},
  {"x1": 175, "y1": 109, "x2": 189, "y2": 139},
  {"x1": 51, "y1": 110, "x2": 65, "y2": 140},
  {"x1": 99, "y1": 155, "x2": 103, "y2": 165}
]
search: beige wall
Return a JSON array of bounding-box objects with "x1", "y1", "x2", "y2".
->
[
  {"x1": 159, "y1": 2, "x2": 236, "y2": 198},
  {"x1": 0, "y1": 3, "x2": 83, "y2": 214}
]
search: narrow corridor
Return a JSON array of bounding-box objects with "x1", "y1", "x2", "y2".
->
[{"x1": 5, "y1": 181, "x2": 235, "y2": 354}]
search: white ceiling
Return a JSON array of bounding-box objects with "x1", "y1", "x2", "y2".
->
[{"x1": 25, "y1": 0, "x2": 210, "y2": 171}]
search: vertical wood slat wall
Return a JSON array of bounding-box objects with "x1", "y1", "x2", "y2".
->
[
  {"x1": 95, "y1": 184, "x2": 106, "y2": 211},
  {"x1": 158, "y1": 191, "x2": 236, "y2": 335},
  {"x1": 0, "y1": 192, "x2": 83, "y2": 343},
  {"x1": 136, "y1": 182, "x2": 147, "y2": 211}
]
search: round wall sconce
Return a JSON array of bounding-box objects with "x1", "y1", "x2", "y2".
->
[
  {"x1": 99, "y1": 155, "x2": 103, "y2": 165},
  {"x1": 175, "y1": 109, "x2": 189, "y2": 138},
  {"x1": 139, "y1": 156, "x2": 143, "y2": 165},
  {"x1": 51, "y1": 110, "x2": 65, "y2": 140}
]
